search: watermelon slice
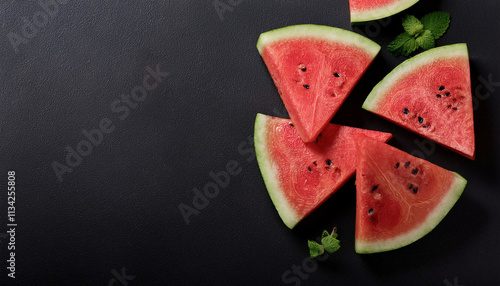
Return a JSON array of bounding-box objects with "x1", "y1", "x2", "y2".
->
[
  {"x1": 349, "y1": 0, "x2": 419, "y2": 24},
  {"x1": 257, "y1": 25, "x2": 380, "y2": 143},
  {"x1": 355, "y1": 135, "x2": 467, "y2": 253},
  {"x1": 254, "y1": 113, "x2": 392, "y2": 229},
  {"x1": 362, "y1": 44, "x2": 475, "y2": 159}
]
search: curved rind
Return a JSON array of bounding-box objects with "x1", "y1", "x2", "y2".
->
[
  {"x1": 350, "y1": 0, "x2": 420, "y2": 24},
  {"x1": 256, "y1": 24, "x2": 381, "y2": 59},
  {"x1": 254, "y1": 113, "x2": 300, "y2": 229},
  {"x1": 355, "y1": 172, "x2": 467, "y2": 254},
  {"x1": 362, "y1": 43, "x2": 469, "y2": 111}
]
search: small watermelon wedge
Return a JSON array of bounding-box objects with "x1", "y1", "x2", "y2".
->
[
  {"x1": 254, "y1": 113, "x2": 392, "y2": 229},
  {"x1": 349, "y1": 0, "x2": 419, "y2": 24},
  {"x1": 257, "y1": 25, "x2": 380, "y2": 143},
  {"x1": 362, "y1": 44, "x2": 475, "y2": 159},
  {"x1": 355, "y1": 135, "x2": 467, "y2": 254}
]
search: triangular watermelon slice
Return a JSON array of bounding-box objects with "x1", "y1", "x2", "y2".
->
[
  {"x1": 349, "y1": 0, "x2": 419, "y2": 24},
  {"x1": 257, "y1": 25, "x2": 380, "y2": 143},
  {"x1": 355, "y1": 135, "x2": 467, "y2": 254},
  {"x1": 254, "y1": 113, "x2": 392, "y2": 229},
  {"x1": 362, "y1": 44, "x2": 475, "y2": 159}
]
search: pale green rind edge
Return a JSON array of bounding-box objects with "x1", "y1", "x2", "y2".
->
[
  {"x1": 362, "y1": 43, "x2": 469, "y2": 112},
  {"x1": 256, "y1": 24, "x2": 381, "y2": 59},
  {"x1": 350, "y1": 0, "x2": 419, "y2": 24},
  {"x1": 355, "y1": 172, "x2": 467, "y2": 254},
  {"x1": 254, "y1": 113, "x2": 300, "y2": 229}
]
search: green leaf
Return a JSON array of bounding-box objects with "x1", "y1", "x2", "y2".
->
[
  {"x1": 416, "y1": 30, "x2": 436, "y2": 50},
  {"x1": 331, "y1": 232, "x2": 338, "y2": 239},
  {"x1": 400, "y1": 38, "x2": 419, "y2": 56},
  {"x1": 308, "y1": 240, "x2": 324, "y2": 258},
  {"x1": 420, "y1": 11, "x2": 450, "y2": 39},
  {"x1": 402, "y1": 15, "x2": 424, "y2": 36},
  {"x1": 322, "y1": 230, "x2": 329, "y2": 239},
  {"x1": 321, "y1": 236, "x2": 341, "y2": 253},
  {"x1": 387, "y1": 33, "x2": 419, "y2": 57}
]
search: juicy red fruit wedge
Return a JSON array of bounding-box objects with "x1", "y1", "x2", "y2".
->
[{"x1": 257, "y1": 25, "x2": 380, "y2": 143}]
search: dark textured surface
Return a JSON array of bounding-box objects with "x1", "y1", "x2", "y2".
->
[{"x1": 0, "y1": 1, "x2": 499, "y2": 285}]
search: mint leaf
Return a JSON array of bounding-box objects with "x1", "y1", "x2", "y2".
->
[
  {"x1": 308, "y1": 240, "x2": 324, "y2": 258},
  {"x1": 308, "y1": 227, "x2": 340, "y2": 258},
  {"x1": 420, "y1": 11, "x2": 450, "y2": 39},
  {"x1": 388, "y1": 11, "x2": 451, "y2": 57},
  {"x1": 321, "y1": 236, "x2": 341, "y2": 253},
  {"x1": 321, "y1": 230, "x2": 329, "y2": 239},
  {"x1": 402, "y1": 15, "x2": 424, "y2": 36},
  {"x1": 416, "y1": 30, "x2": 435, "y2": 50},
  {"x1": 400, "y1": 38, "x2": 419, "y2": 56},
  {"x1": 388, "y1": 33, "x2": 418, "y2": 57}
]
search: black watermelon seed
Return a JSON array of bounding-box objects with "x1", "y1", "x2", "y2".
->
[
  {"x1": 371, "y1": 185, "x2": 378, "y2": 192},
  {"x1": 453, "y1": 107, "x2": 458, "y2": 110},
  {"x1": 319, "y1": 133, "x2": 322, "y2": 136},
  {"x1": 368, "y1": 208, "x2": 373, "y2": 214},
  {"x1": 334, "y1": 73, "x2": 340, "y2": 77},
  {"x1": 418, "y1": 117, "x2": 423, "y2": 123},
  {"x1": 303, "y1": 85, "x2": 310, "y2": 89},
  {"x1": 436, "y1": 94, "x2": 442, "y2": 98},
  {"x1": 412, "y1": 168, "x2": 418, "y2": 175},
  {"x1": 439, "y1": 86, "x2": 445, "y2": 91},
  {"x1": 405, "y1": 161, "x2": 410, "y2": 168},
  {"x1": 423, "y1": 124, "x2": 429, "y2": 128},
  {"x1": 413, "y1": 187, "x2": 419, "y2": 194},
  {"x1": 403, "y1": 108, "x2": 409, "y2": 115},
  {"x1": 326, "y1": 159, "x2": 332, "y2": 166},
  {"x1": 447, "y1": 105, "x2": 452, "y2": 109},
  {"x1": 290, "y1": 123, "x2": 294, "y2": 127},
  {"x1": 308, "y1": 167, "x2": 312, "y2": 171},
  {"x1": 408, "y1": 184, "x2": 413, "y2": 190},
  {"x1": 395, "y1": 162, "x2": 400, "y2": 168},
  {"x1": 313, "y1": 161, "x2": 317, "y2": 166},
  {"x1": 445, "y1": 92, "x2": 450, "y2": 96},
  {"x1": 301, "y1": 67, "x2": 307, "y2": 71},
  {"x1": 315, "y1": 138, "x2": 318, "y2": 143}
]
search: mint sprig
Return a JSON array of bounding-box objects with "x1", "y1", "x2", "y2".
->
[
  {"x1": 388, "y1": 11, "x2": 450, "y2": 57},
  {"x1": 420, "y1": 12, "x2": 451, "y2": 39},
  {"x1": 308, "y1": 227, "x2": 340, "y2": 258}
]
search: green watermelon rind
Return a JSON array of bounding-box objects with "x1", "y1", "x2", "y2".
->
[
  {"x1": 355, "y1": 172, "x2": 467, "y2": 254},
  {"x1": 350, "y1": 0, "x2": 420, "y2": 24},
  {"x1": 254, "y1": 113, "x2": 300, "y2": 229},
  {"x1": 362, "y1": 43, "x2": 469, "y2": 111},
  {"x1": 256, "y1": 24, "x2": 381, "y2": 59}
]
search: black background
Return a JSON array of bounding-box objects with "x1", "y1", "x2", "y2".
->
[{"x1": 1, "y1": 1, "x2": 499, "y2": 285}]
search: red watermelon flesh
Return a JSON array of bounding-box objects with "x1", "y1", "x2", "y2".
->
[
  {"x1": 254, "y1": 113, "x2": 392, "y2": 229},
  {"x1": 351, "y1": 0, "x2": 402, "y2": 10},
  {"x1": 257, "y1": 25, "x2": 380, "y2": 143},
  {"x1": 363, "y1": 44, "x2": 475, "y2": 159},
  {"x1": 355, "y1": 135, "x2": 467, "y2": 253},
  {"x1": 349, "y1": 0, "x2": 419, "y2": 23}
]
